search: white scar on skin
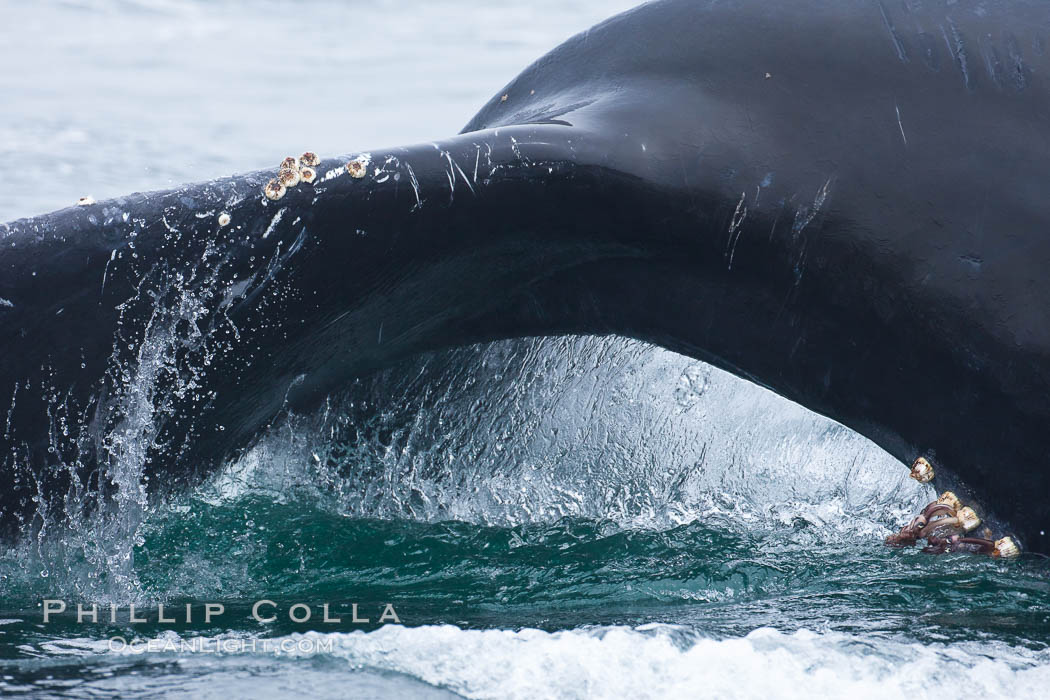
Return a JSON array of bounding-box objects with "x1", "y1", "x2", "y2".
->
[{"x1": 263, "y1": 207, "x2": 287, "y2": 239}]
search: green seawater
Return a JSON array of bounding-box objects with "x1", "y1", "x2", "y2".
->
[{"x1": 2, "y1": 490, "x2": 1049, "y2": 698}]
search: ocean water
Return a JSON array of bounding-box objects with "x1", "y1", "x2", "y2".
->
[{"x1": 1, "y1": 2, "x2": 1049, "y2": 698}]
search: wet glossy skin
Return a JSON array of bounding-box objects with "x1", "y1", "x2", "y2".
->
[{"x1": 3, "y1": 0, "x2": 1050, "y2": 552}]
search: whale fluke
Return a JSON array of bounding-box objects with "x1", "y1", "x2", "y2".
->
[{"x1": 4, "y1": 0, "x2": 1050, "y2": 553}]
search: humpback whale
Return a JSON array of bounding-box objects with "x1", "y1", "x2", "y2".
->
[{"x1": 3, "y1": 0, "x2": 1050, "y2": 553}]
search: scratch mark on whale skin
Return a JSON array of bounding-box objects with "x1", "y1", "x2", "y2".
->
[
  {"x1": 792, "y1": 178, "x2": 832, "y2": 240},
  {"x1": 483, "y1": 143, "x2": 495, "y2": 178},
  {"x1": 725, "y1": 192, "x2": 748, "y2": 270},
  {"x1": 895, "y1": 103, "x2": 908, "y2": 145},
  {"x1": 371, "y1": 155, "x2": 404, "y2": 189},
  {"x1": 878, "y1": 0, "x2": 909, "y2": 63},
  {"x1": 100, "y1": 249, "x2": 117, "y2": 298},
  {"x1": 973, "y1": 31, "x2": 1030, "y2": 92},
  {"x1": 445, "y1": 153, "x2": 476, "y2": 196},
  {"x1": 319, "y1": 165, "x2": 346, "y2": 184},
  {"x1": 509, "y1": 137, "x2": 533, "y2": 165},
  {"x1": 263, "y1": 207, "x2": 286, "y2": 239},
  {"x1": 980, "y1": 34, "x2": 1007, "y2": 90},
  {"x1": 1004, "y1": 33, "x2": 1029, "y2": 90},
  {"x1": 404, "y1": 163, "x2": 423, "y2": 211},
  {"x1": 788, "y1": 179, "x2": 833, "y2": 286},
  {"x1": 767, "y1": 202, "x2": 784, "y2": 243},
  {"x1": 441, "y1": 152, "x2": 456, "y2": 202},
  {"x1": 942, "y1": 19, "x2": 976, "y2": 90}
]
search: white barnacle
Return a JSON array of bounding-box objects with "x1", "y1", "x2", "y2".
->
[
  {"x1": 280, "y1": 156, "x2": 299, "y2": 171},
  {"x1": 77, "y1": 196, "x2": 96, "y2": 206},
  {"x1": 346, "y1": 157, "x2": 368, "y2": 179},
  {"x1": 994, "y1": 536, "x2": 1020, "y2": 558},
  {"x1": 217, "y1": 212, "x2": 231, "y2": 227},
  {"x1": 936, "y1": 491, "x2": 962, "y2": 512},
  {"x1": 957, "y1": 506, "x2": 981, "y2": 533},
  {"x1": 909, "y1": 456, "x2": 934, "y2": 483},
  {"x1": 300, "y1": 151, "x2": 320, "y2": 168},
  {"x1": 300, "y1": 166, "x2": 317, "y2": 184},
  {"x1": 264, "y1": 179, "x2": 286, "y2": 201},
  {"x1": 279, "y1": 167, "x2": 301, "y2": 187}
]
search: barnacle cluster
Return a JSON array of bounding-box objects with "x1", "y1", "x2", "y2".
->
[
  {"x1": 886, "y1": 468, "x2": 1019, "y2": 558},
  {"x1": 264, "y1": 152, "x2": 322, "y2": 201}
]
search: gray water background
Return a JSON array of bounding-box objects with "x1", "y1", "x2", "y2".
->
[{"x1": 0, "y1": 0, "x2": 636, "y2": 221}]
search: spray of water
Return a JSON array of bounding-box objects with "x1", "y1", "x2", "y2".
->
[
  {"x1": 204, "y1": 336, "x2": 930, "y2": 537},
  {"x1": 2, "y1": 325, "x2": 932, "y2": 604},
  {"x1": 1, "y1": 233, "x2": 241, "y2": 602}
]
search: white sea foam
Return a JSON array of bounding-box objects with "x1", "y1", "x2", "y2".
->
[{"x1": 67, "y1": 625, "x2": 1050, "y2": 700}]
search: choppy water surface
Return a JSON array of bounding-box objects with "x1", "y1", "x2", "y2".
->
[{"x1": 1, "y1": 2, "x2": 1049, "y2": 698}]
